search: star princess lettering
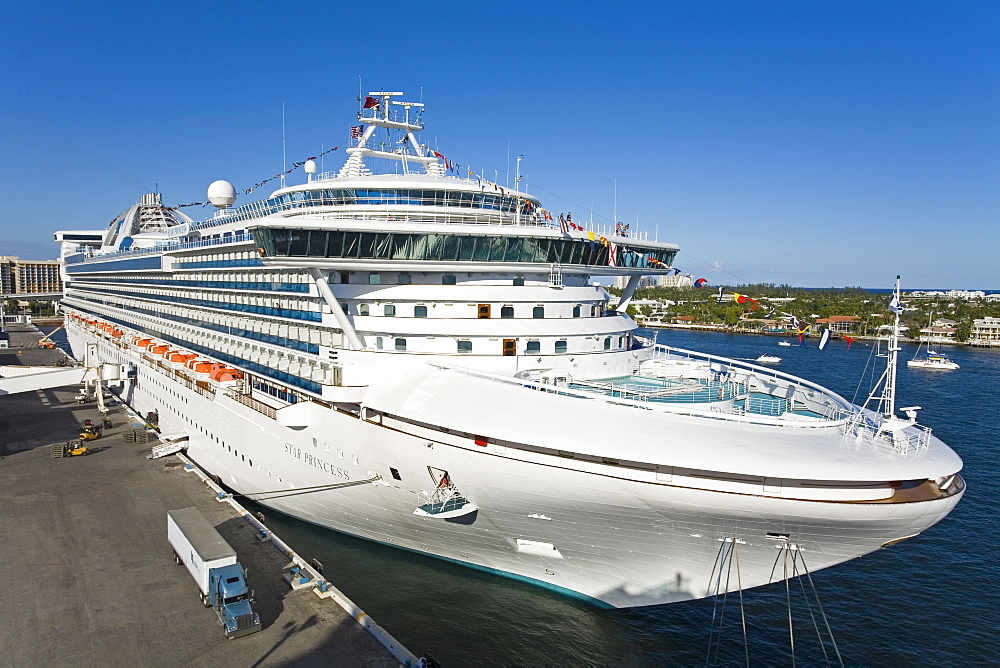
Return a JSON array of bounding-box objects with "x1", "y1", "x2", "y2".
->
[{"x1": 284, "y1": 443, "x2": 350, "y2": 480}]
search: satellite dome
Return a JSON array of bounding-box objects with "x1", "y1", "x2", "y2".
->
[
  {"x1": 207, "y1": 180, "x2": 237, "y2": 209},
  {"x1": 304, "y1": 159, "x2": 317, "y2": 174}
]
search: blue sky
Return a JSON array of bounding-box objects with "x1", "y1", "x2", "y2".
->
[{"x1": 2, "y1": 1, "x2": 996, "y2": 288}]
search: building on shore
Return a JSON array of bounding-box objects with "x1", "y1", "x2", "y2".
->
[
  {"x1": 814, "y1": 315, "x2": 862, "y2": 333},
  {"x1": 0, "y1": 256, "x2": 63, "y2": 294},
  {"x1": 969, "y1": 317, "x2": 1000, "y2": 347}
]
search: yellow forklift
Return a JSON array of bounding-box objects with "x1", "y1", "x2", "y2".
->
[
  {"x1": 51, "y1": 440, "x2": 89, "y2": 458},
  {"x1": 79, "y1": 419, "x2": 102, "y2": 441}
]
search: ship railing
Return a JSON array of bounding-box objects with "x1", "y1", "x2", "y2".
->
[
  {"x1": 842, "y1": 409, "x2": 932, "y2": 454},
  {"x1": 81, "y1": 233, "x2": 255, "y2": 261},
  {"x1": 227, "y1": 390, "x2": 278, "y2": 420},
  {"x1": 650, "y1": 344, "x2": 855, "y2": 417}
]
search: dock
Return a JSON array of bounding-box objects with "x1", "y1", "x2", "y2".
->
[{"x1": 0, "y1": 325, "x2": 412, "y2": 666}]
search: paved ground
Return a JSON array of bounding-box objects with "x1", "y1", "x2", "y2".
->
[{"x1": 0, "y1": 326, "x2": 403, "y2": 667}]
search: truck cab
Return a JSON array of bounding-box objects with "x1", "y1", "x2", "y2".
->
[{"x1": 209, "y1": 563, "x2": 260, "y2": 639}]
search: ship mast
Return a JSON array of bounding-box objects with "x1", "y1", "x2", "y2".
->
[
  {"x1": 339, "y1": 92, "x2": 442, "y2": 178},
  {"x1": 870, "y1": 275, "x2": 904, "y2": 419}
]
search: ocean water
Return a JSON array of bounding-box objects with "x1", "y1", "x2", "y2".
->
[{"x1": 46, "y1": 326, "x2": 998, "y2": 664}]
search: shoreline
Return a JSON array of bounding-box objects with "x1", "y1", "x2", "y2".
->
[{"x1": 636, "y1": 322, "x2": 998, "y2": 347}]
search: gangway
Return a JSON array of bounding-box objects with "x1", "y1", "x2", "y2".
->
[
  {"x1": 0, "y1": 365, "x2": 88, "y2": 395},
  {"x1": 147, "y1": 435, "x2": 189, "y2": 459}
]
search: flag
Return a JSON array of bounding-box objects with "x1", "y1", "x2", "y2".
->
[
  {"x1": 843, "y1": 335, "x2": 855, "y2": 350},
  {"x1": 694, "y1": 278, "x2": 707, "y2": 288},
  {"x1": 363, "y1": 96, "x2": 379, "y2": 109},
  {"x1": 673, "y1": 268, "x2": 681, "y2": 275},
  {"x1": 608, "y1": 241, "x2": 618, "y2": 267},
  {"x1": 350, "y1": 126, "x2": 363, "y2": 138},
  {"x1": 888, "y1": 295, "x2": 904, "y2": 314},
  {"x1": 559, "y1": 214, "x2": 568, "y2": 234},
  {"x1": 818, "y1": 328, "x2": 831, "y2": 351}
]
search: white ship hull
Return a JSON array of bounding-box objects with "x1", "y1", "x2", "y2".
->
[{"x1": 69, "y1": 325, "x2": 963, "y2": 608}]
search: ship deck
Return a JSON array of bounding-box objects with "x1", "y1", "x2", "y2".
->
[{"x1": 571, "y1": 375, "x2": 828, "y2": 419}]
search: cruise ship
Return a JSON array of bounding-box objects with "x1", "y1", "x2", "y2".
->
[{"x1": 55, "y1": 93, "x2": 964, "y2": 608}]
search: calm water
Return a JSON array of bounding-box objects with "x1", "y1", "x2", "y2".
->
[{"x1": 52, "y1": 325, "x2": 999, "y2": 664}]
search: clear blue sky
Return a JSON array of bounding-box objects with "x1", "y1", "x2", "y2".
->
[{"x1": 2, "y1": 0, "x2": 996, "y2": 288}]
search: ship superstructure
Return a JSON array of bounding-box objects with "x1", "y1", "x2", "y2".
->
[{"x1": 55, "y1": 92, "x2": 964, "y2": 608}]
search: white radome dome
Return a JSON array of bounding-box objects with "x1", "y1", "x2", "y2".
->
[
  {"x1": 207, "y1": 180, "x2": 237, "y2": 208},
  {"x1": 304, "y1": 159, "x2": 317, "y2": 174}
]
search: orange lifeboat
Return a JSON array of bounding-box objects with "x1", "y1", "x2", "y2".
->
[
  {"x1": 134, "y1": 338, "x2": 153, "y2": 348},
  {"x1": 209, "y1": 368, "x2": 243, "y2": 382},
  {"x1": 111, "y1": 329, "x2": 124, "y2": 338},
  {"x1": 149, "y1": 345, "x2": 170, "y2": 355},
  {"x1": 168, "y1": 352, "x2": 197, "y2": 364},
  {"x1": 160, "y1": 348, "x2": 179, "y2": 358},
  {"x1": 190, "y1": 361, "x2": 225, "y2": 374}
]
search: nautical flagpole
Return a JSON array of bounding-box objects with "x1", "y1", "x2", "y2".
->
[{"x1": 885, "y1": 275, "x2": 904, "y2": 418}]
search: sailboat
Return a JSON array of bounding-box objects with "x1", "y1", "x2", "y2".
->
[{"x1": 907, "y1": 313, "x2": 960, "y2": 370}]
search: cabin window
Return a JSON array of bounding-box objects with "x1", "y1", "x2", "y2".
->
[
  {"x1": 414, "y1": 305, "x2": 428, "y2": 318},
  {"x1": 526, "y1": 340, "x2": 540, "y2": 354},
  {"x1": 555, "y1": 340, "x2": 568, "y2": 353},
  {"x1": 359, "y1": 304, "x2": 369, "y2": 316},
  {"x1": 457, "y1": 340, "x2": 472, "y2": 354},
  {"x1": 604, "y1": 337, "x2": 611, "y2": 350},
  {"x1": 500, "y1": 305, "x2": 514, "y2": 318},
  {"x1": 340, "y1": 271, "x2": 351, "y2": 284},
  {"x1": 572, "y1": 305, "x2": 581, "y2": 318},
  {"x1": 397, "y1": 273, "x2": 411, "y2": 285},
  {"x1": 533, "y1": 306, "x2": 545, "y2": 319},
  {"x1": 513, "y1": 276, "x2": 525, "y2": 286},
  {"x1": 369, "y1": 273, "x2": 381, "y2": 285},
  {"x1": 618, "y1": 336, "x2": 624, "y2": 348},
  {"x1": 591, "y1": 305, "x2": 599, "y2": 316},
  {"x1": 384, "y1": 304, "x2": 396, "y2": 317},
  {"x1": 442, "y1": 274, "x2": 457, "y2": 285},
  {"x1": 376, "y1": 336, "x2": 383, "y2": 349},
  {"x1": 395, "y1": 338, "x2": 407, "y2": 351}
]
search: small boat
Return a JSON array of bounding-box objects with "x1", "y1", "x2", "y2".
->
[
  {"x1": 778, "y1": 341, "x2": 792, "y2": 347},
  {"x1": 907, "y1": 350, "x2": 960, "y2": 370},
  {"x1": 755, "y1": 354, "x2": 782, "y2": 364}
]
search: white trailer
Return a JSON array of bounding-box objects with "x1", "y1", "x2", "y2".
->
[{"x1": 167, "y1": 507, "x2": 237, "y2": 602}]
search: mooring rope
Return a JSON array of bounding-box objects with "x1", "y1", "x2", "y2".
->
[
  {"x1": 799, "y1": 551, "x2": 844, "y2": 667},
  {"x1": 231, "y1": 475, "x2": 381, "y2": 502}
]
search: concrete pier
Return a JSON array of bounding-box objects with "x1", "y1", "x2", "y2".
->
[{"x1": 0, "y1": 326, "x2": 408, "y2": 666}]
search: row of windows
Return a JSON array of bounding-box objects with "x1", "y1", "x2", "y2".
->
[
  {"x1": 67, "y1": 256, "x2": 162, "y2": 274},
  {"x1": 80, "y1": 276, "x2": 311, "y2": 294},
  {"x1": 355, "y1": 303, "x2": 598, "y2": 318},
  {"x1": 255, "y1": 229, "x2": 676, "y2": 268},
  {"x1": 375, "y1": 336, "x2": 624, "y2": 354},
  {"x1": 274, "y1": 188, "x2": 536, "y2": 213}
]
